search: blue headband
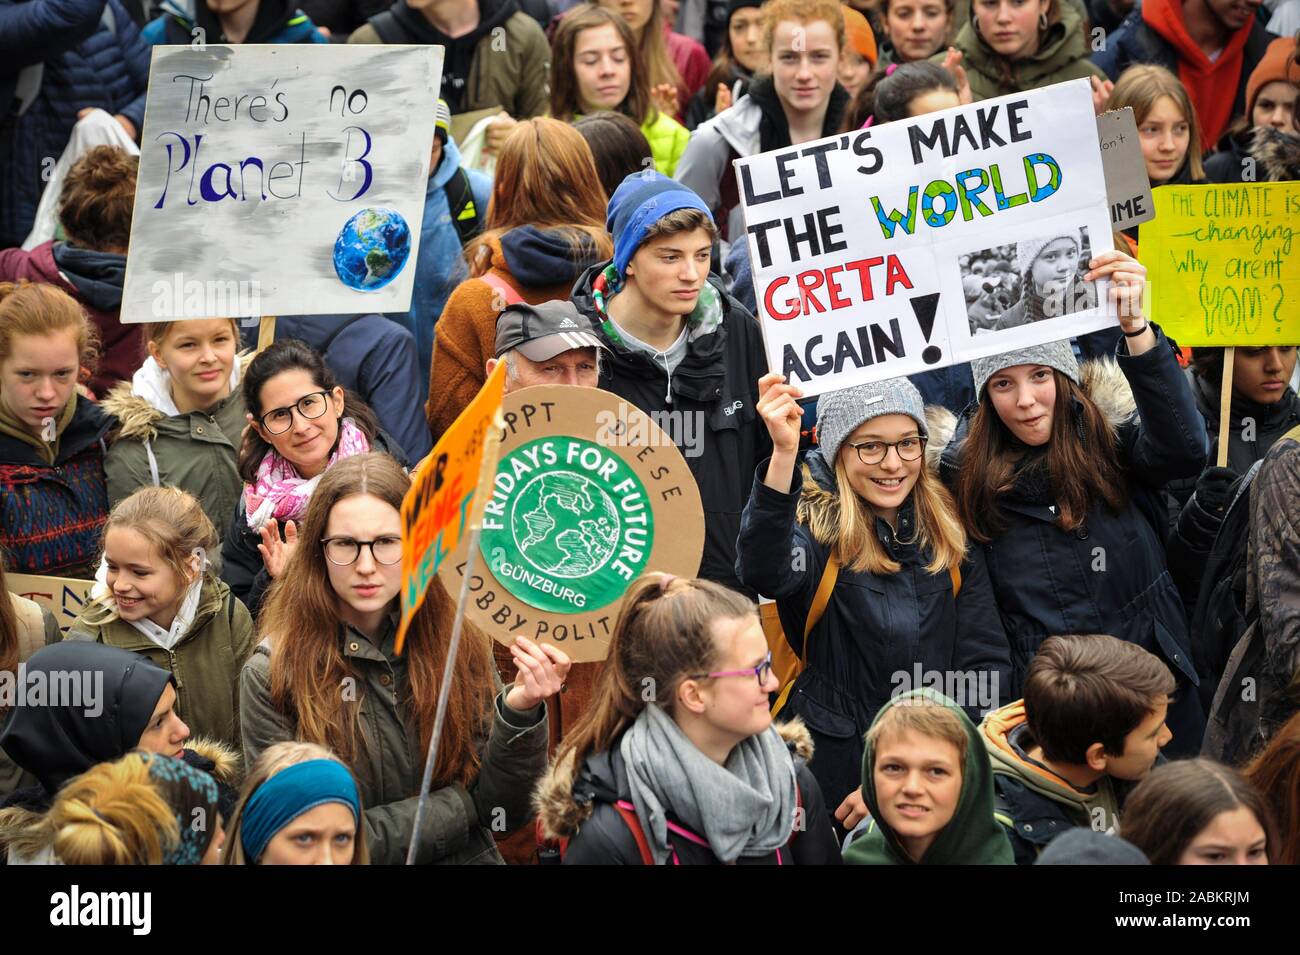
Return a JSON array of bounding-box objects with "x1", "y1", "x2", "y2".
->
[{"x1": 239, "y1": 759, "x2": 361, "y2": 862}]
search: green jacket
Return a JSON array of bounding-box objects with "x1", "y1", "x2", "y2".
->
[
  {"x1": 844, "y1": 689, "x2": 1015, "y2": 865},
  {"x1": 101, "y1": 382, "x2": 247, "y2": 548},
  {"x1": 239, "y1": 617, "x2": 549, "y2": 865},
  {"x1": 643, "y1": 110, "x2": 691, "y2": 177},
  {"x1": 65, "y1": 576, "x2": 255, "y2": 751},
  {"x1": 945, "y1": 5, "x2": 1104, "y2": 102},
  {"x1": 348, "y1": 12, "x2": 550, "y2": 120}
]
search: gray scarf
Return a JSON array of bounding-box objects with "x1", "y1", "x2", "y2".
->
[{"x1": 619, "y1": 705, "x2": 797, "y2": 865}]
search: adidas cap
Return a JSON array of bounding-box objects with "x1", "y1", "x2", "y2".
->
[{"x1": 494, "y1": 300, "x2": 608, "y2": 361}]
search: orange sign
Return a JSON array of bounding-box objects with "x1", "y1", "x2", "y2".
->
[{"x1": 395, "y1": 362, "x2": 506, "y2": 654}]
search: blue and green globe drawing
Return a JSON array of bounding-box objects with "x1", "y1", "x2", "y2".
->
[{"x1": 333, "y1": 207, "x2": 411, "y2": 291}]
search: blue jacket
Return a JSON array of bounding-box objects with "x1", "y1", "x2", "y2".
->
[
  {"x1": 0, "y1": 0, "x2": 150, "y2": 246},
  {"x1": 386, "y1": 135, "x2": 491, "y2": 402},
  {"x1": 736, "y1": 448, "x2": 1012, "y2": 810},
  {"x1": 274, "y1": 314, "x2": 432, "y2": 464},
  {"x1": 141, "y1": 0, "x2": 327, "y2": 43},
  {"x1": 939, "y1": 331, "x2": 1210, "y2": 755}
]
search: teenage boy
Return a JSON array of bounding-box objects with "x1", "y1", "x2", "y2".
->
[
  {"x1": 981, "y1": 633, "x2": 1176, "y2": 864},
  {"x1": 570, "y1": 172, "x2": 770, "y2": 594}
]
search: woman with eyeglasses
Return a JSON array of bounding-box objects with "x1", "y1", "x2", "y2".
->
[
  {"x1": 220, "y1": 339, "x2": 410, "y2": 620},
  {"x1": 736, "y1": 374, "x2": 1010, "y2": 827},
  {"x1": 536, "y1": 573, "x2": 841, "y2": 865},
  {"x1": 241, "y1": 453, "x2": 567, "y2": 864}
]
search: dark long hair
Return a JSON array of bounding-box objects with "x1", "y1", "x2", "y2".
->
[
  {"x1": 573, "y1": 111, "x2": 653, "y2": 204},
  {"x1": 844, "y1": 60, "x2": 959, "y2": 130},
  {"x1": 550, "y1": 5, "x2": 654, "y2": 125},
  {"x1": 237, "y1": 338, "x2": 381, "y2": 483},
  {"x1": 1122, "y1": 758, "x2": 1276, "y2": 865},
  {"x1": 953, "y1": 371, "x2": 1128, "y2": 541}
]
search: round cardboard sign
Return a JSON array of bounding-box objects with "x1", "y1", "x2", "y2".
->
[{"x1": 438, "y1": 385, "x2": 704, "y2": 662}]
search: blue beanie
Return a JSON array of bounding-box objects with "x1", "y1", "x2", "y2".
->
[
  {"x1": 239, "y1": 759, "x2": 362, "y2": 862},
  {"x1": 606, "y1": 172, "x2": 713, "y2": 278}
]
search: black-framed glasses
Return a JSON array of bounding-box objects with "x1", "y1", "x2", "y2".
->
[
  {"x1": 690, "y1": 650, "x2": 774, "y2": 686},
  {"x1": 260, "y1": 390, "x2": 332, "y2": 435},
  {"x1": 847, "y1": 436, "x2": 927, "y2": 466},
  {"x1": 322, "y1": 536, "x2": 403, "y2": 566}
]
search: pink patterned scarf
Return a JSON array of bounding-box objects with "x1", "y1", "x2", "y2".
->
[{"x1": 244, "y1": 417, "x2": 370, "y2": 529}]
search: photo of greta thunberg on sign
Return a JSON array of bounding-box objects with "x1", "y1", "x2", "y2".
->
[{"x1": 962, "y1": 227, "x2": 1098, "y2": 336}]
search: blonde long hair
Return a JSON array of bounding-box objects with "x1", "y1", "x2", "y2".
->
[
  {"x1": 799, "y1": 454, "x2": 967, "y2": 576},
  {"x1": 222, "y1": 741, "x2": 370, "y2": 865}
]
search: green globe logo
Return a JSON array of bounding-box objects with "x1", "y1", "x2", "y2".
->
[
  {"x1": 481, "y1": 437, "x2": 654, "y2": 613},
  {"x1": 513, "y1": 471, "x2": 620, "y2": 577}
]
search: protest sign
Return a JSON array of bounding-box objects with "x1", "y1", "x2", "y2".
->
[
  {"x1": 396, "y1": 361, "x2": 506, "y2": 655},
  {"x1": 7, "y1": 574, "x2": 96, "y2": 636},
  {"x1": 438, "y1": 386, "x2": 704, "y2": 663},
  {"x1": 122, "y1": 44, "x2": 442, "y2": 322},
  {"x1": 1141, "y1": 182, "x2": 1299, "y2": 345},
  {"x1": 736, "y1": 79, "x2": 1116, "y2": 397},
  {"x1": 1096, "y1": 108, "x2": 1155, "y2": 232}
]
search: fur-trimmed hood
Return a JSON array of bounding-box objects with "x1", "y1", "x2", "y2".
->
[
  {"x1": 534, "y1": 718, "x2": 814, "y2": 842},
  {"x1": 933, "y1": 356, "x2": 1137, "y2": 469},
  {"x1": 182, "y1": 737, "x2": 242, "y2": 788},
  {"x1": 795, "y1": 404, "x2": 960, "y2": 547},
  {"x1": 1251, "y1": 126, "x2": 1300, "y2": 182},
  {"x1": 102, "y1": 351, "x2": 252, "y2": 442}
]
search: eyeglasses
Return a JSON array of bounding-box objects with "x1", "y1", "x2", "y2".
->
[
  {"x1": 690, "y1": 650, "x2": 774, "y2": 686},
  {"x1": 846, "y1": 436, "x2": 927, "y2": 466},
  {"x1": 259, "y1": 391, "x2": 332, "y2": 435},
  {"x1": 322, "y1": 536, "x2": 403, "y2": 566}
]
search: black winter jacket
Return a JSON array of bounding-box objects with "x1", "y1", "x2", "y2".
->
[
  {"x1": 571, "y1": 263, "x2": 772, "y2": 595},
  {"x1": 535, "y1": 720, "x2": 842, "y2": 865},
  {"x1": 736, "y1": 446, "x2": 1011, "y2": 809},
  {"x1": 939, "y1": 333, "x2": 1209, "y2": 753},
  {"x1": 219, "y1": 429, "x2": 409, "y2": 619}
]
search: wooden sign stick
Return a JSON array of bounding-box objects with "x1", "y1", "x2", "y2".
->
[{"x1": 1217, "y1": 347, "x2": 1234, "y2": 469}]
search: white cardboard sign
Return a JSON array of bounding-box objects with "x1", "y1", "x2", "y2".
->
[
  {"x1": 735, "y1": 79, "x2": 1118, "y2": 397},
  {"x1": 122, "y1": 44, "x2": 442, "y2": 322}
]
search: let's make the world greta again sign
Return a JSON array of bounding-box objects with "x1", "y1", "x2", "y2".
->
[
  {"x1": 737, "y1": 79, "x2": 1116, "y2": 398},
  {"x1": 121, "y1": 45, "x2": 442, "y2": 322}
]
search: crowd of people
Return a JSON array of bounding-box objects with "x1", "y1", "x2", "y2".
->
[{"x1": 0, "y1": 0, "x2": 1297, "y2": 866}]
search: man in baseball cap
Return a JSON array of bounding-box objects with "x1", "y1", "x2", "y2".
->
[{"x1": 485, "y1": 300, "x2": 608, "y2": 392}]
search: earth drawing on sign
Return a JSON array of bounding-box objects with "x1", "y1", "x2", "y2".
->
[
  {"x1": 513, "y1": 471, "x2": 619, "y2": 577},
  {"x1": 333, "y1": 207, "x2": 412, "y2": 291}
]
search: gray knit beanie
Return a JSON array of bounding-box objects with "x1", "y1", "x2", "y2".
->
[
  {"x1": 1016, "y1": 230, "x2": 1082, "y2": 277},
  {"x1": 815, "y1": 377, "x2": 928, "y2": 464},
  {"x1": 970, "y1": 339, "x2": 1081, "y2": 399}
]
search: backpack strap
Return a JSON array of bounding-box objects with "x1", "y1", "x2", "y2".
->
[
  {"x1": 477, "y1": 271, "x2": 524, "y2": 308},
  {"x1": 613, "y1": 799, "x2": 656, "y2": 865},
  {"x1": 443, "y1": 167, "x2": 483, "y2": 245},
  {"x1": 367, "y1": 10, "x2": 404, "y2": 43},
  {"x1": 771, "y1": 550, "x2": 839, "y2": 718}
]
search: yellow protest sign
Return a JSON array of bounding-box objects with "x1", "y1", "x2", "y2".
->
[
  {"x1": 395, "y1": 362, "x2": 507, "y2": 655},
  {"x1": 7, "y1": 574, "x2": 96, "y2": 635},
  {"x1": 1141, "y1": 182, "x2": 1299, "y2": 345}
]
